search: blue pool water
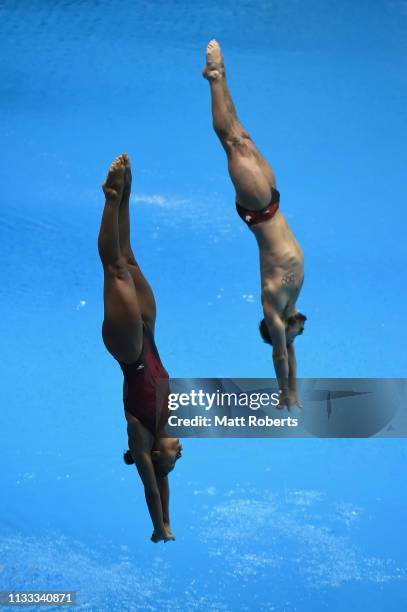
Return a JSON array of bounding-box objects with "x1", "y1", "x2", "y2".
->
[{"x1": 1, "y1": 1, "x2": 407, "y2": 610}]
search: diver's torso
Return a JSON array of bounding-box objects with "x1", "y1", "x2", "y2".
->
[
  {"x1": 118, "y1": 322, "x2": 170, "y2": 436},
  {"x1": 253, "y1": 211, "x2": 305, "y2": 307}
]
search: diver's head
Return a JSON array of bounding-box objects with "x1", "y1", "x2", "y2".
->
[
  {"x1": 151, "y1": 437, "x2": 182, "y2": 477},
  {"x1": 285, "y1": 312, "x2": 307, "y2": 344},
  {"x1": 122, "y1": 438, "x2": 182, "y2": 476},
  {"x1": 259, "y1": 312, "x2": 307, "y2": 346}
]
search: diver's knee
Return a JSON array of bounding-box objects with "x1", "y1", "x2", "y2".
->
[
  {"x1": 122, "y1": 249, "x2": 138, "y2": 267},
  {"x1": 225, "y1": 131, "x2": 252, "y2": 156},
  {"x1": 213, "y1": 121, "x2": 231, "y2": 141},
  {"x1": 104, "y1": 257, "x2": 130, "y2": 280}
]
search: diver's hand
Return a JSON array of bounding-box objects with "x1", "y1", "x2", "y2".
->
[
  {"x1": 277, "y1": 390, "x2": 292, "y2": 410},
  {"x1": 150, "y1": 527, "x2": 175, "y2": 543},
  {"x1": 278, "y1": 389, "x2": 303, "y2": 411},
  {"x1": 150, "y1": 529, "x2": 166, "y2": 543},
  {"x1": 164, "y1": 524, "x2": 176, "y2": 541},
  {"x1": 288, "y1": 391, "x2": 303, "y2": 410}
]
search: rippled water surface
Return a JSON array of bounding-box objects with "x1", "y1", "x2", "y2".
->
[{"x1": 1, "y1": 1, "x2": 406, "y2": 610}]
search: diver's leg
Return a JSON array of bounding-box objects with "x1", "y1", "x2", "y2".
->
[
  {"x1": 98, "y1": 154, "x2": 143, "y2": 363},
  {"x1": 203, "y1": 39, "x2": 276, "y2": 210},
  {"x1": 117, "y1": 154, "x2": 157, "y2": 331},
  {"x1": 117, "y1": 154, "x2": 133, "y2": 258}
]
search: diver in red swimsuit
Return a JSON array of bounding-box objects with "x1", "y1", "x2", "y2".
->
[
  {"x1": 98, "y1": 153, "x2": 182, "y2": 543},
  {"x1": 203, "y1": 40, "x2": 307, "y2": 410}
]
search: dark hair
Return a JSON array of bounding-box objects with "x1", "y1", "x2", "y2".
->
[
  {"x1": 123, "y1": 449, "x2": 134, "y2": 465},
  {"x1": 259, "y1": 318, "x2": 272, "y2": 345},
  {"x1": 287, "y1": 312, "x2": 307, "y2": 325},
  {"x1": 123, "y1": 449, "x2": 166, "y2": 476},
  {"x1": 259, "y1": 313, "x2": 307, "y2": 346}
]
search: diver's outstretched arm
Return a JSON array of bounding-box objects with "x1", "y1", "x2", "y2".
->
[
  {"x1": 133, "y1": 452, "x2": 167, "y2": 538},
  {"x1": 127, "y1": 420, "x2": 170, "y2": 542},
  {"x1": 287, "y1": 344, "x2": 303, "y2": 409},
  {"x1": 151, "y1": 476, "x2": 175, "y2": 542},
  {"x1": 157, "y1": 476, "x2": 170, "y2": 527}
]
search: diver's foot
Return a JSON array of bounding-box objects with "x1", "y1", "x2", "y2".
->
[
  {"x1": 202, "y1": 39, "x2": 225, "y2": 81},
  {"x1": 102, "y1": 154, "x2": 126, "y2": 204},
  {"x1": 121, "y1": 153, "x2": 132, "y2": 206}
]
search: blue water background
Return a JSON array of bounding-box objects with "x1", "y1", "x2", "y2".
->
[{"x1": 1, "y1": 1, "x2": 406, "y2": 610}]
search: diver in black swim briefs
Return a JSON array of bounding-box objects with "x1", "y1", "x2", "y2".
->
[
  {"x1": 98, "y1": 153, "x2": 182, "y2": 543},
  {"x1": 203, "y1": 40, "x2": 307, "y2": 410}
]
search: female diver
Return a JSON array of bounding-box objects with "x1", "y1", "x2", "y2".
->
[{"x1": 98, "y1": 153, "x2": 182, "y2": 543}]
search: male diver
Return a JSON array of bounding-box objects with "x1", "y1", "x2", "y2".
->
[
  {"x1": 203, "y1": 40, "x2": 306, "y2": 410},
  {"x1": 98, "y1": 153, "x2": 182, "y2": 542}
]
